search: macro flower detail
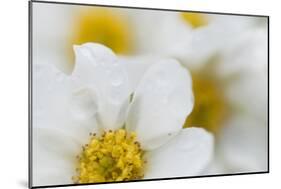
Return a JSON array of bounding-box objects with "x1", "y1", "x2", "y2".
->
[
  {"x1": 33, "y1": 43, "x2": 214, "y2": 186},
  {"x1": 31, "y1": 3, "x2": 269, "y2": 188},
  {"x1": 73, "y1": 129, "x2": 145, "y2": 183}
]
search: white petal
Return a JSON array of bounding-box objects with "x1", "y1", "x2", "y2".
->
[
  {"x1": 186, "y1": 14, "x2": 261, "y2": 62},
  {"x1": 33, "y1": 63, "x2": 99, "y2": 143},
  {"x1": 202, "y1": 152, "x2": 229, "y2": 175},
  {"x1": 126, "y1": 59, "x2": 194, "y2": 150},
  {"x1": 217, "y1": 28, "x2": 268, "y2": 121},
  {"x1": 33, "y1": 3, "x2": 76, "y2": 73},
  {"x1": 218, "y1": 115, "x2": 268, "y2": 172},
  {"x1": 121, "y1": 55, "x2": 168, "y2": 92},
  {"x1": 33, "y1": 127, "x2": 80, "y2": 186},
  {"x1": 33, "y1": 62, "x2": 101, "y2": 185},
  {"x1": 144, "y1": 128, "x2": 214, "y2": 179},
  {"x1": 134, "y1": 12, "x2": 193, "y2": 61},
  {"x1": 226, "y1": 71, "x2": 268, "y2": 121},
  {"x1": 33, "y1": 62, "x2": 71, "y2": 129},
  {"x1": 73, "y1": 43, "x2": 131, "y2": 130},
  {"x1": 133, "y1": 12, "x2": 262, "y2": 68},
  {"x1": 33, "y1": 3, "x2": 74, "y2": 46},
  {"x1": 179, "y1": 15, "x2": 261, "y2": 67},
  {"x1": 218, "y1": 27, "x2": 268, "y2": 77}
]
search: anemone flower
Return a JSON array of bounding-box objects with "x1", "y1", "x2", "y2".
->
[{"x1": 33, "y1": 43, "x2": 214, "y2": 186}]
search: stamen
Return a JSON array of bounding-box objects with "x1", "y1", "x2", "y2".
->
[{"x1": 73, "y1": 129, "x2": 146, "y2": 183}]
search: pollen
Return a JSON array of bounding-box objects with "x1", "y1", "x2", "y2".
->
[
  {"x1": 180, "y1": 12, "x2": 208, "y2": 29},
  {"x1": 72, "y1": 129, "x2": 146, "y2": 183}
]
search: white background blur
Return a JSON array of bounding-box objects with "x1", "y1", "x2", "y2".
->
[{"x1": 0, "y1": 0, "x2": 278, "y2": 189}]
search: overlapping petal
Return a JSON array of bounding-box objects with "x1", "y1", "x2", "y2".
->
[
  {"x1": 33, "y1": 127, "x2": 79, "y2": 186},
  {"x1": 33, "y1": 62, "x2": 99, "y2": 142},
  {"x1": 126, "y1": 59, "x2": 194, "y2": 150},
  {"x1": 218, "y1": 116, "x2": 268, "y2": 172},
  {"x1": 34, "y1": 43, "x2": 214, "y2": 186},
  {"x1": 73, "y1": 43, "x2": 131, "y2": 130}
]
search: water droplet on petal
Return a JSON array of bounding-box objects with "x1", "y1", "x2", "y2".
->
[
  {"x1": 108, "y1": 64, "x2": 126, "y2": 87},
  {"x1": 110, "y1": 73, "x2": 123, "y2": 87}
]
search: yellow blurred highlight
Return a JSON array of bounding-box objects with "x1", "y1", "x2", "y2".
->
[
  {"x1": 181, "y1": 12, "x2": 208, "y2": 28},
  {"x1": 184, "y1": 70, "x2": 228, "y2": 134},
  {"x1": 67, "y1": 8, "x2": 134, "y2": 70}
]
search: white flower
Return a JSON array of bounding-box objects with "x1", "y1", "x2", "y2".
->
[
  {"x1": 33, "y1": 43, "x2": 214, "y2": 186},
  {"x1": 210, "y1": 27, "x2": 268, "y2": 173},
  {"x1": 134, "y1": 11, "x2": 264, "y2": 68},
  {"x1": 133, "y1": 12, "x2": 268, "y2": 173},
  {"x1": 33, "y1": 3, "x2": 135, "y2": 73}
]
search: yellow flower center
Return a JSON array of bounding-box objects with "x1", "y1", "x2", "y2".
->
[
  {"x1": 71, "y1": 8, "x2": 133, "y2": 53},
  {"x1": 184, "y1": 71, "x2": 228, "y2": 134},
  {"x1": 66, "y1": 8, "x2": 134, "y2": 70},
  {"x1": 180, "y1": 12, "x2": 208, "y2": 28},
  {"x1": 72, "y1": 129, "x2": 146, "y2": 183}
]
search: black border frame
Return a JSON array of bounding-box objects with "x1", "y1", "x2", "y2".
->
[{"x1": 28, "y1": 0, "x2": 270, "y2": 188}]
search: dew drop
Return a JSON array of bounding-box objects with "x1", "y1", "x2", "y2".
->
[{"x1": 108, "y1": 64, "x2": 126, "y2": 87}]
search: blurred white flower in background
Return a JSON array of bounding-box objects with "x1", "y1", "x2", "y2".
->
[
  {"x1": 134, "y1": 11, "x2": 266, "y2": 66},
  {"x1": 33, "y1": 43, "x2": 213, "y2": 186},
  {"x1": 133, "y1": 11, "x2": 268, "y2": 174},
  {"x1": 212, "y1": 27, "x2": 268, "y2": 173},
  {"x1": 33, "y1": 3, "x2": 136, "y2": 74}
]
